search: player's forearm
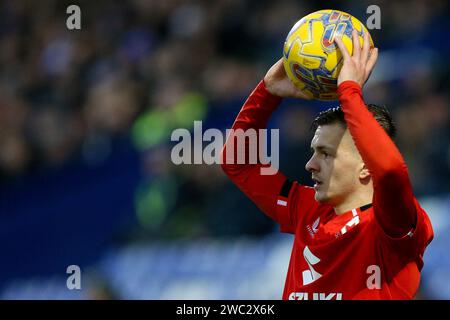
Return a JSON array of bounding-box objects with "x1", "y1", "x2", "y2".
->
[
  {"x1": 220, "y1": 80, "x2": 287, "y2": 219},
  {"x1": 337, "y1": 80, "x2": 416, "y2": 235},
  {"x1": 221, "y1": 79, "x2": 282, "y2": 174},
  {"x1": 229, "y1": 79, "x2": 282, "y2": 131}
]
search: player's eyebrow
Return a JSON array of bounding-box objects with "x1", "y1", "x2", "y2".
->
[{"x1": 310, "y1": 144, "x2": 334, "y2": 153}]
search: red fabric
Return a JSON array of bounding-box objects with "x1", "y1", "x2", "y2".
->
[
  {"x1": 338, "y1": 80, "x2": 417, "y2": 238},
  {"x1": 221, "y1": 80, "x2": 434, "y2": 300},
  {"x1": 221, "y1": 80, "x2": 287, "y2": 223}
]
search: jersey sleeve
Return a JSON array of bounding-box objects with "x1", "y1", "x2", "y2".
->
[
  {"x1": 337, "y1": 81, "x2": 433, "y2": 244},
  {"x1": 221, "y1": 80, "x2": 317, "y2": 233}
]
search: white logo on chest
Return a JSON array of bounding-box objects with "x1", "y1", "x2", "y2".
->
[
  {"x1": 302, "y1": 246, "x2": 322, "y2": 285},
  {"x1": 307, "y1": 217, "x2": 320, "y2": 237}
]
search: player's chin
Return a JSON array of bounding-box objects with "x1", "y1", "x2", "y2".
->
[
  {"x1": 315, "y1": 188, "x2": 336, "y2": 205},
  {"x1": 314, "y1": 191, "x2": 329, "y2": 203}
]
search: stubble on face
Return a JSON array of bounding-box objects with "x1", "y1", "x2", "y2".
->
[{"x1": 311, "y1": 124, "x2": 364, "y2": 207}]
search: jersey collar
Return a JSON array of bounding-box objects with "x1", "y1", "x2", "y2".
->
[{"x1": 331, "y1": 203, "x2": 373, "y2": 220}]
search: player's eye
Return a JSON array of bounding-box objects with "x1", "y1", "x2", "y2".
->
[{"x1": 322, "y1": 151, "x2": 332, "y2": 158}]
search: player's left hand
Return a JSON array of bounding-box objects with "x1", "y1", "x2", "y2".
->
[{"x1": 334, "y1": 29, "x2": 378, "y2": 87}]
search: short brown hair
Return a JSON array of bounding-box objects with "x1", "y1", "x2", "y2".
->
[{"x1": 312, "y1": 104, "x2": 397, "y2": 138}]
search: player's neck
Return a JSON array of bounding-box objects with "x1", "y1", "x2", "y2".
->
[{"x1": 333, "y1": 189, "x2": 373, "y2": 216}]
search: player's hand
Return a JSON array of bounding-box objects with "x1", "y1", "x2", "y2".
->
[
  {"x1": 263, "y1": 58, "x2": 312, "y2": 99},
  {"x1": 334, "y1": 29, "x2": 379, "y2": 87}
]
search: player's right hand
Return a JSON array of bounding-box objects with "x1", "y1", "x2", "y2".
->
[{"x1": 264, "y1": 58, "x2": 312, "y2": 100}]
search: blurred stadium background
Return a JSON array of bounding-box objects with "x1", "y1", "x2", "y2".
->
[{"x1": 0, "y1": 0, "x2": 449, "y2": 299}]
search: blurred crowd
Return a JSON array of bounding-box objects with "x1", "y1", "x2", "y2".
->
[{"x1": 0, "y1": 0, "x2": 449, "y2": 239}]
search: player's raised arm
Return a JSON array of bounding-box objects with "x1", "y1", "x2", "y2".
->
[
  {"x1": 221, "y1": 59, "x2": 311, "y2": 232},
  {"x1": 334, "y1": 31, "x2": 417, "y2": 237}
]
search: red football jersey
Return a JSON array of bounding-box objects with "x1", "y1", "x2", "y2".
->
[
  {"x1": 276, "y1": 182, "x2": 432, "y2": 299},
  {"x1": 221, "y1": 80, "x2": 434, "y2": 300}
]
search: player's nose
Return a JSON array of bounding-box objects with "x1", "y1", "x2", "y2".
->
[{"x1": 305, "y1": 156, "x2": 319, "y2": 173}]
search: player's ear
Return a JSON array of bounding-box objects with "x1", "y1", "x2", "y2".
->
[{"x1": 359, "y1": 163, "x2": 371, "y2": 180}]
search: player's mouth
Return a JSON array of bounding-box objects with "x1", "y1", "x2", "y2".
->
[{"x1": 312, "y1": 178, "x2": 323, "y2": 190}]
